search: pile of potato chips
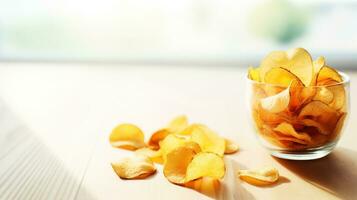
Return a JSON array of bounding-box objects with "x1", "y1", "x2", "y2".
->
[
  {"x1": 248, "y1": 48, "x2": 348, "y2": 150},
  {"x1": 109, "y1": 116, "x2": 239, "y2": 186}
]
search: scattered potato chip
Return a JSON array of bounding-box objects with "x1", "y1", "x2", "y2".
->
[
  {"x1": 148, "y1": 129, "x2": 170, "y2": 150},
  {"x1": 148, "y1": 115, "x2": 188, "y2": 150},
  {"x1": 135, "y1": 147, "x2": 163, "y2": 164},
  {"x1": 168, "y1": 115, "x2": 189, "y2": 132},
  {"x1": 238, "y1": 167, "x2": 279, "y2": 186},
  {"x1": 260, "y1": 86, "x2": 290, "y2": 113},
  {"x1": 224, "y1": 139, "x2": 239, "y2": 154},
  {"x1": 163, "y1": 146, "x2": 196, "y2": 184},
  {"x1": 185, "y1": 152, "x2": 225, "y2": 182},
  {"x1": 160, "y1": 134, "x2": 201, "y2": 161},
  {"x1": 185, "y1": 177, "x2": 220, "y2": 198},
  {"x1": 109, "y1": 123, "x2": 146, "y2": 150},
  {"x1": 111, "y1": 155, "x2": 156, "y2": 179},
  {"x1": 190, "y1": 124, "x2": 225, "y2": 156},
  {"x1": 273, "y1": 122, "x2": 312, "y2": 143},
  {"x1": 264, "y1": 67, "x2": 301, "y2": 87},
  {"x1": 260, "y1": 48, "x2": 313, "y2": 86}
]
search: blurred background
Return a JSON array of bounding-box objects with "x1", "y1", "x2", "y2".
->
[{"x1": 0, "y1": 0, "x2": 356, "y2": 68}]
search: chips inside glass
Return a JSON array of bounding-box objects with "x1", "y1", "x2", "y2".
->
[{"x1": 248, "y1": 48, "x2": 348, "y2": 151}]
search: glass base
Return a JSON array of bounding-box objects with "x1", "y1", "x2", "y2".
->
[{"x1": 268, "y1": 142, "x2": 337, "y2": 160}]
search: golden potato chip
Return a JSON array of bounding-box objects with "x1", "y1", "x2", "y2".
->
[
  {"x1": 185, "y1": 152, "x2": 225, "y2": 182},
  {"x1": 168, "y1": 115, "x2": 189, "y2": 132},
  {"x1": 273, "y1": 122, "x2": 312, "y2": 143},
  {"x1": 331, "y1": 113, "x2": 347, "y2": 139},
  {"x1": 260, "y1": 86, "x2": 290, "y2": 113},
  {"x1": 262, "y1": 125, "x2": 309, "y2": 145},
  {"x1": 135, "y1": 147, "x2": 163, "y2": 164},
  {"x1": 238, "y1": 167, "x2": 279, "y2": 186},
  {"x1": 109, "y1": 123, "x2": 146, "y2": 150},
  {"x1": 248, "y1": 66, "x2": 261, "y2": 81},
  {"x1": 313, "y1": 87, "x2": 334, "y2": 104},
  {"x1": 316, "y1": 66, "x2": 343, "y2": 84},
  {"x1": 148, "y1": 115, "x2": 188, "y2": 150},
  {"x1": 327, "y1": 84, "x2": 346, "y2": 111},
  {"x1": 288, "y1": 79, "x2": 316, "y2": 112},
  {"x1": 300, "y1": 119, "x2": 330, "y2": 135},
  {"x1": 185, "y1": 177, "x2": 220, "y2": 198},
  {"x1": 311, "y1": 56, "x2": 326, "y2": 85},
  {"x1": 260, "y1": 48, "x2": 313, "y2": 86},
  {"x1": 190, "y1": 124, "x2": 225, "y2": 156},
  {"x1": 160, "y1": 134, "x2": 201, "y2": 161},
  {"x1": 313, "y1": 56, "x2": 325, "y2": 74},
  {"x1": 256, "y1": 106, "x2": 291, "y2": 126},
  {"x1": 111, "y1": 155, "x2": 156, "y2": 179},
  {"x1": 224, "y1": 139, "x2": 239, "y2": 154},
  {"x1": 163, "y1": 146, "x2": 196, "y2": 184},
  {"x1": 264, "y1": 67, "x2": 302, "y2": 87},
  {"x1": 148, "y1": 129, "x2": 169, "y2": 150},
  {"x1": 299, "y1": 101, "x2": 339, "y2": 132}
]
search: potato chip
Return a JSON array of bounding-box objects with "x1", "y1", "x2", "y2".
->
[
  {"x1": 256, "y1": 106, "x2": 291, "y2": 126},
  {"x1": 264, "y1": 67, "x2": 301, "y2": 87},
  {"x1": 273, "y1": 122, "x2": 312, "y2": 143},
  {"x1": 185, "y1": 152, "x2": 225, "y2": 182},
  {"x1": 190, "y1": 124, "x2": 225, "y2": 156},
  {"x1": 300, "y1": 119, "x2": 330, "y2": 135},
  {"x1": 313, "y1": 87, "x2": 334, "y2": 104},
  {"x1": 168, "y1": 115, "x2": 189, "y2": 132},
  {"x1": 248, "y1": 66, "x2": 261, "y2": 81},
  {"x1": 224, "y1": 139, "x2": 239, "y2": 154},
  {"x1": 327, "y1": 84, "x2": 346, "y2": 111},
  {"x1": 111, "y1": 155, "x2": 156, "y2": 179},
  {"x1": 316, "y1": 66, "x2": 343, "y2": 84},
  {"x1": 311, "y1": 56, "x2": 326, "y2": 85},
  {"x1": 238, "y1": 167, "x2": 279, "y2": 186},
  {"x1": 163, "y1": 146, "x2": 196, "y2": 184},
  {"x1": 262, "y1": 125, "x2": 309, "y2": 145},
  {"x1": 313, "y1": 56, "x2": 325, "y2": 74},
  {"x1": 260, "y1": 86, "x2": 290, "y2": 113},
  {"x1": 331, "y1": 113, "x2": 347, "y2": 139},
  {"x1": 148, "y1": 129, "x2": 169, "y2": 150},
  {"x1": 109, "y1": 123, "x2": 146, "y2": 150},
  {"x1": 288, "y1": 79, "x2": 315, "y2": 112},
  {"x1": 135, "y1": 147, "x2": 163, "y2": 164},
  {"x1": 148, "y1": 115, "x2": 189, "y2": 150},
  {"x1": 185, "y1": 177, "x2": 220, "y2": 198},
  {"x1": 299, "y1": 101, "x2": 339, "y2": 132},
  {"x1": 260, "y1": 48, "x2": 313, "y2": 86},
  {"x1": 160, "y1": 134, "x2": 201, "y2": 161}
]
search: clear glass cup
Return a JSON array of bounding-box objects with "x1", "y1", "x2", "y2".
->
[{"x1": 246, "y1": 72, "x2": 350, "y2": 160}]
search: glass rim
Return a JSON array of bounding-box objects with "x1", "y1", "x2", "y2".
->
[{"x1": 246, "y1": 71, "x2": 350, "y2": 88}]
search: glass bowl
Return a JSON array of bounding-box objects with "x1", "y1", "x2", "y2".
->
[{"x1": 246, "y1": 72, "x2": 350, "y2": 160}]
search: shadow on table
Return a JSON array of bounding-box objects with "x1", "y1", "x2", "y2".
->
[
  {"x1": 275, "y1": 147, "x2": 357, "y2": 200},
  {"x1": 0, "y1": 100, "x2": 96, "y2": 200}
]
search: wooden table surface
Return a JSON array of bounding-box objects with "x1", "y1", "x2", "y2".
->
[{"x1": 0, "y1": 63, "x2": 355, "y2": 200}]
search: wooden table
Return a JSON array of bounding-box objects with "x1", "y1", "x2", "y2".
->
[{"x1": 0, "y1": 63, "x2": 355, "y2": 200}]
